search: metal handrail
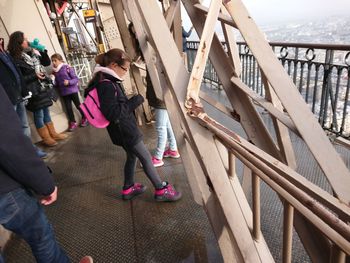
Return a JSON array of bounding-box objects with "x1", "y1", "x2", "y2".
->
[{"x1": 186, "y1": 41, "x2": 350, "y2": 138}]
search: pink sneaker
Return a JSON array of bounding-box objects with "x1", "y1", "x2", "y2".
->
[
  {"x1": 79, "y1": 256, "x2": 93, "y2": 263},
  {"x1": 163, "y1": 149, "x2": 180, "y2": 158},
  {"x1": 155, "y1": 183, "x2": 182, "y2": 202},
  {"x1": 152, "y1": 156, "x2": 164, "y2": 167},
  {"x1": 122, "y1": 183, "x2": 147, "y2": 200},
  {"x1": 80, "y1": 117, "x2": 89, "y2": 127},
  {"x1": 68, "y1": 122, "x2": 78, "y2": 132}
]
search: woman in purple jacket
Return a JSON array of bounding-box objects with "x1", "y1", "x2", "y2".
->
[{"x1": 51, "y1": 53, "x2": 88, "y2": 131}]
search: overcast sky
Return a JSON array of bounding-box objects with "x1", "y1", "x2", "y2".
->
[
  {"x1": 242, "y1": 0, "x2": 350, "y2": 25},
  {"x1": 182, "y1": 0, "x2": 350, "y2": 27}
]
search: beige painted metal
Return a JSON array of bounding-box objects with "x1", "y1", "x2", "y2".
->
[
  {"x1": 195, "y1": 113, "x2": 350, "y2": 254},
  {"x1": 223, "y1": 0, "x2": 350, "y2": 204},
  {"x1": 262, "y1": 74, "x2": 297, "y2": 169},
  {"x1": 252, "y1": 173, "x2": 261, "y2": 241},
  {"x1": 185, "y1": 0, "x2": 222, "y2": 106},
  {"x1": 220, "y1": 9, "x2": 241, "y2": 77},
  {"x1": 282, "y1": 203, "x2": 294, "y2": 263},
  {"x1": 231, "y1": 76, "x2": 299, "y2": 135},
  {"x1": 110, "y1": 0, "x2": 152, "y2": 123},
  {"x1": 134, "y1": 0, "x2": 275, "y2": 261},
  {"x1": 110, "y1": 0, "x2": 350, "y2": 261},
  {"x1": 183, "y1": 0, "x2": 282, "y2": 161}
]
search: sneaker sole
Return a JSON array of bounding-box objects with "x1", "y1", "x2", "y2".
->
[
  {"x1": 163, "y1": 155, "x2": 180, "y2": 159},
  {"x1": 122, "y1": 186, "x2": 147, "y2": 200},
  {"x1": 154, "y1": 192, "x2": 182, "y2": 202},
  {"x1": 153, "y1": 161, "x2": 164, "y2": 167},
  {"x1": 163, "y1": 152, "x2": 181, "y2": 158}
]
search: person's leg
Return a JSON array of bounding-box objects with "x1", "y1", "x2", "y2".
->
[
  {"x1": 71, "y1": 92, "x2": 88, "y2": 127},
  {"x1": 125, "y1": 141, "x2": 182, "y2": 202},
  {"x1": 123, "y1": 147, "x2": 137, "y2": 189},
  {"x1": 1, "y1": 189, "x2": 70, "y2": 263},
  {"x1": 153, "y1": 109, "x2": 168, "y2": 160},
  {"x1": 165, "y1": 111, "x2": 177, "y2": 151},
  {"x1": 62, "y1": 95, "x2": 76, "y2": 123},
  {"x1": 35, "y1": 109, "x2": 57, "y2": 146},
  {"x1": 132, "y1": 141, "x2": 163, "y2": 188},
  {"x1": 14, "y1": 103, "x2": 47, "y2": 158},
  {"x1": 33, "y1": 108, "x2": 45, "y2": 129},
  {"x1": 14, "y1": 102, "x2": 31, "y2": 137},
  {"x1": 163, "y1": 112, "x2": 180, "y2": 158}
]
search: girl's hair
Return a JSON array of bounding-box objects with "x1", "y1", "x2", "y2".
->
[
  {"x1": 51, "y1": 53, "x2": 64, "y2": 61},
  {"x1": 95, "y1": 48, "x2": 131, "y2": 67},
  {"x1": 8, "y1": 31, "x2": 25, "y2": 59}
]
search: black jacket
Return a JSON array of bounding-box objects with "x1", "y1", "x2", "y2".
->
[
  {"x1": 89, "y1": 72, "x2": 144, "y2": 147},
  {"x1": 0, "y1": 83, "x2": 55, "y2": 196},
  {"x1": 13, "y1": 50, "x2": 53, "y2": 112},
  {"x1": 145, "y1": 71, "x2": 166, "y2": 109},
  {"x1": 0, "y1": 51, "x2": 27, "y2": 105}
]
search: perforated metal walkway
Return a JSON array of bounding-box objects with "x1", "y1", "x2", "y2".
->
[{"x1": 4, "y1": 125, "x2": 223, "y2": 263}]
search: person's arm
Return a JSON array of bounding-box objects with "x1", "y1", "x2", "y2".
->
[
  {"x1": 182, "y1": 26, "x2": 193, "y2": 38},
  {"x1": 66, "y1": 66, "x2": 79, "y2": 86},
  {"x1": 0, "y1": 84, "x2": 55, "y2": 196},
  {"x1": 38, "y1": 50, "x2": 51, "y2": 66}
]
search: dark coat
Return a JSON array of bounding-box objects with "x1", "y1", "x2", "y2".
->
[
  {"x1": 88, "y1": 72, "x2": 144, "y2": 147},
  {"x1": 13, "y1": 50, "x2": 54, "y2": 112},
  {"x1": 145, "y1": 71, "x2": 166, "y2": 109},
  {"x1": 0, "y1": 51, "x2": 27, "y2": 105},
  {"x1": 0, "y1": 83, "x2": 55, "y2": 196}
]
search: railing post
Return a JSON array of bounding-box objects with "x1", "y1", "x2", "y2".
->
[
  {"x1": 283, "y1": 202, "x2": 294, "y2": 263},
  {"x1": 319, "y1": 49, "x2": 334, "y2": 127}
]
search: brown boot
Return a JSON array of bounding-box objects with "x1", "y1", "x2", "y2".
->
[
  {"x1": 37, "y1": 126, "x2": 58, "y2": 147},
  {"x1": 45, "y1": 122, "x2": 68, "y2": 140}
]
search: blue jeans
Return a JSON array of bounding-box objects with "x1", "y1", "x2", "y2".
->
[
  {"x1": 13, "y1": 102, "x2": 31, "y2": 138},
  {"x1": 33, "y1": 107, "x2": 52, "y2": 129},
  {"x1": 153, "y1": 109, "x2": 177, "y2": 160},
  {"x1": 0, "y1": 189, "x2": 70, "y2": 263}
]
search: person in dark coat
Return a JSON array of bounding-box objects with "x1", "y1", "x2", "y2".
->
[
  {"x1": 0, "y1": 37, "x2": 47, "y2": 158},
  {"x1": 7, "y1": 31, "x2": 67, "y2": 147},
  {"x1": 86, "y1": 48, "x2": 181, "y2": 202},
  {"x1": 0, "y1": 83, "x2": 94, "y2": 263},
  {"x1": 0, "y1": 83, "x2": 56, "y2": 262}
]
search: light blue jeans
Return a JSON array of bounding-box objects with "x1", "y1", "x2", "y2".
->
[
  {"x1": 14, "y1": 101, "x2": 31, "y2": 138},
  {"x1": 33, "y1": 107, "x2": 52, "y2": 129},
  {"x1": 153, "y1": 109, "x2": 177, "y2": 160}
]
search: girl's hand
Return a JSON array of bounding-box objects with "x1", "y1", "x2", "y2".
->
[
  {"x1": 64, "y1": 79, "x2": 69, "y2": 86},
  {"x1": 36, "y1": 72, "x2": 45, "y2": 80}
]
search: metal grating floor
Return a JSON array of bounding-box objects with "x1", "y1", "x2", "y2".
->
[{"x1": 4, "y1": 125, "x2": 223, "y2": 263}]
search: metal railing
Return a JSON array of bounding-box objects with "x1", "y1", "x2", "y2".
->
[
  {"x1": 66, "y1": 50, "x2": 96, "y2": 89},
  {"x1": 186, "y1": 41, "x2": 350, "y2": 138}
]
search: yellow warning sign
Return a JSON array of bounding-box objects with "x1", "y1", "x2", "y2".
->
[{"x1": 83, "y1": 9, "x2": 95, "y2": 17}]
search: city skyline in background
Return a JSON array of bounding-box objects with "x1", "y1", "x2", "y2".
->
[{"x1": 181, "y1": 1, "x2": 350, "y2": 43}]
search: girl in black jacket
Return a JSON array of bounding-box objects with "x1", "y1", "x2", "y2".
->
[
  {"x1": 8, "y1": 31, "x2": 67, "y2": 147},
  {"x1": 88, "y1": 48, "x2": 181, "y2": 202}
]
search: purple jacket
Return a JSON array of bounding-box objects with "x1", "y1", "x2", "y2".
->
[{"x1": 53, "y1": 64, "x2": 79, "y2": 96}]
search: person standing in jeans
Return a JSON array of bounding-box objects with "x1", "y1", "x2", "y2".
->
[
  {"x1": 128, "y1": 22, "x2": 180, "y2": 167},
  {"x1": 0, "y1": 83, "x2": 93, "y2": 263},
  {"x1": 8, "y1": 31, "x2": 67, "y2": 147},
  {"x1": 0, "y1": 37, "x2": 47, "y2": 158},
  {"x1": 145, "y1": 73, "x2": 180, "y2": 167}
]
